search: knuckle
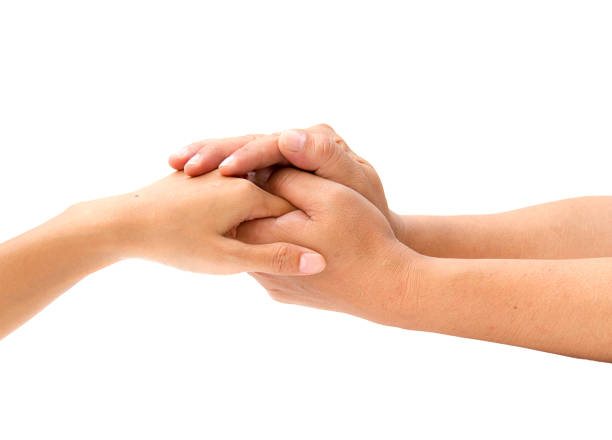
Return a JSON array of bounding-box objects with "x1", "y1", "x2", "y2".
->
[
  {"x1": 271, "y1": 244, "x2": 293, "y2": 272},
  {"x1": 314, "y1": 122, "x2": 335, "y2": 133},
  {"x1": 316, "y1": 134, "x2": 338, "y2": 158},
  {"x1": 335, "y1": 136, "x2": 351, "y2": 153},
  {"x1": 317, "y1": 136, "x2": 344, "y2": 167},
  {"x1": 353, "y1": 153, "x2": 372, "y2": 167},
  {"x1": 233, "y1": 177, "x2": 258, "y2": 195},
  {"x1": 311, "y1": 123, "x2": 350, "y2": 152}
]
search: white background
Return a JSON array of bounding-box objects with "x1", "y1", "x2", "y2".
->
[{"x1": 1, "y1": 0, "x2": 611, "y2": 438}]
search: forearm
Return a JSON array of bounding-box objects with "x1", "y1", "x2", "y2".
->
[
  {"x1": 394, "y1": 196, "x2": 612, "y2": 259},
  {"x1": 0, "y1": 200, "x2": 127, "y2": 338},
  {"x1": 399, "y1": 253, "x2": 612, "y2": 362}
]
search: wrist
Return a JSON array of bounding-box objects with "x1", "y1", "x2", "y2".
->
[
  {"x1": 67, "y1": 194, "x2": 141, "y2": 261},
  {"x1": 373, "y1": 239, "x2": 432, "y2": 330}
]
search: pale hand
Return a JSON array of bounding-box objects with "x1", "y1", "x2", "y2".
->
[{"x1": 88, "y1": 170, "x2": 326, "y2": 275}]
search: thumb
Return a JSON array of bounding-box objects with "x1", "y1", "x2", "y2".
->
[
  {"x1": 220, "y1": 238, "x2": 326, "y2": 276},
  {"x1": 278, "y1": 129, "x2": 364, "y2": 184}
]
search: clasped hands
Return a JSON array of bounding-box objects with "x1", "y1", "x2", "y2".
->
[
  {"x1": 5, "y1": 123, "x2": 612, "y2": 360},
  {"x1": 129, "y1": 123, "x2": 418, "y2": 327}
]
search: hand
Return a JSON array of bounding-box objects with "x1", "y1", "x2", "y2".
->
[
  {"x1": 168, "y1": 124, "x2": 405, "y2": 238},
  {"x1": 235, "y1": 168, "x2": 422, "y2": 327},
  {"x1": 79, "y1": 170, "x2": 326, "y2": 275}
]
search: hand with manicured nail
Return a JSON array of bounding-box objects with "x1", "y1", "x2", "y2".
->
[
  {"x1": 235, "y1": 167, "x2": 420, "y2": 326},
  {"x1": 168, "y1": 123, "x2": 406, "y2": 240}
]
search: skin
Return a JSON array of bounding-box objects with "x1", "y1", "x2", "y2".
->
[
  {"x1": 239, "y1": 168, "x2": 612, "y2": 362},
  {"x1": 170, "y1": 124, "x2": 612, "y2": 259},
  {"x1": 236, "y1": 167, "x2": 414, "y2": 324},
  {"x1": 3, "y1": 125, "x2": 612, "y2": 361},
  {"x1": 0, "y1": 170, "x2": 325, "y2": 339},
  {"x1": 169, "y1": 124, "x2": 612, "y2": 361},
  {"x1": 397, "y1": 198, "x2": 612, "y2": 259},
  {"x1": 169, "y1": 124, "x2": 402, "y2": 237}
]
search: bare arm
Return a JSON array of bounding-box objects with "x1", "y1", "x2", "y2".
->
[
  {"x1": 237, "y1": 168, "x2": 612, "y2": 363},
  {"x1": 0, "y1": 171, "x2": 324, "y2": 339},
  {"x1": 407, "y1": 254, "x2": 612, "y2": 362},
  {"x1": 395, "y1": 196, "x2": 612, "y2": 259},
  {"x1": 0, "y1": 204, "x2": 122, "y2": 337}
]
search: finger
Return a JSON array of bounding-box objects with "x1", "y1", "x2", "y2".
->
[
  {"x1": 183, "y1": 135, "x2": 261, "y2": 176},
  {"x1": 306, "y1": 123, "x2": 371, "y2": 165},
  {"x1": 168, "y1": 141, "x2": 209, "y2": 171},
  {"x1": 218, "y1": 134, "x2": 289, "y2": 176},
  {"x1": 261, "y1": 168, "x2": 342, "y2": 213},
  {"x1": 168, "y1": 135, "x2": 258, "y2": 174},
  {"x1": 219, "y1": 238, "x2": 326, "y2": 275},
  {"x1": 236, "y1": 217, "x2": 279, "y2": 243},
  {"x1": 236, "y1": 210, "x2": 310, "y2": 245},
  {"x1": 277, "y1": 127, "x2": 366, "y2": 187},
  {"x1": 233, "y1": 180, "x2": 297, "y2": 223}
]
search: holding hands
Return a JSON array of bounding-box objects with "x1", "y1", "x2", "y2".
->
[
  {"x1": 236, "y1": 168, "x2": 420, "y2": 327},
  {"x1": 101, "y1": 170, "x2": 326, "y2": 275},
  {"x1": 169, "y1": 123, "x2": 406, "y2": 239},
  {"x1": 1, "y1": 123, "x2": 404, "y2": 338},
  {"x1": 5, "y1": 122, "x2": 612, "y2": 361},
  {"x1": 169, "y1": 124, "x2": 418, "y2": 326}
]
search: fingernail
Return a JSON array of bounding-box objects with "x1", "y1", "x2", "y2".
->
[
  {"x1": 283, "y1": 130, "x2": 306, "y2": 152},
  {"x1": 219, "y1": 155, "x2": 235, "y2": 168},
  {"x1": 185, "y1": 153, "x2": 202, "y2": 167},
  {"x1": 299, "y1": 253, "x2": 326, "y2": 274}
]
